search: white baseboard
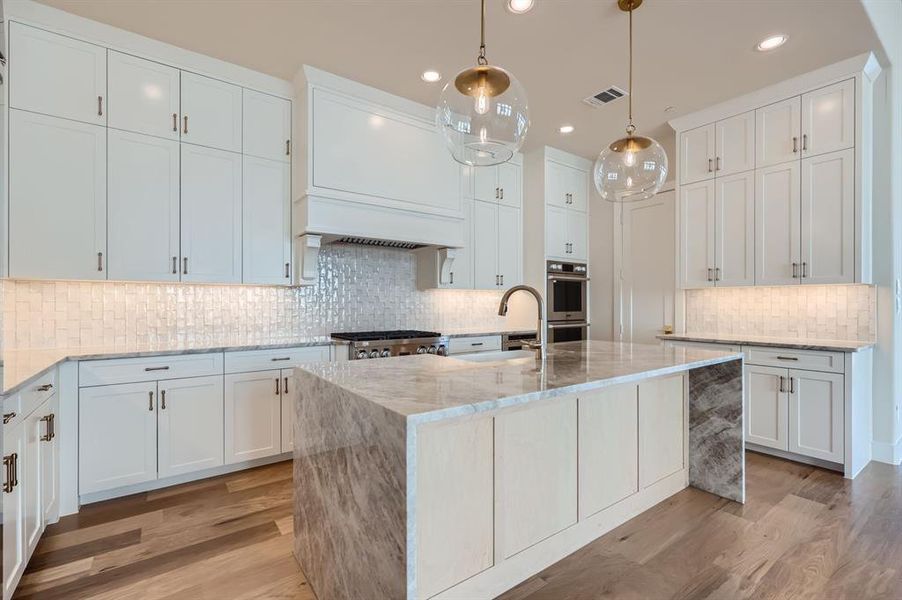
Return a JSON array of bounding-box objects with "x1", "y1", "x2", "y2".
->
[{"x1": 872, "y1": 438, "x2": 902, "y2": 465}]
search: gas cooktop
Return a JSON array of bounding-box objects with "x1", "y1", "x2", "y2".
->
[
  {"x1": 330, "y1": 330, "x2": 442, "y2": 342},
  {"x1": 331, "y1": 330, "x2": 449, "y2": 360}
]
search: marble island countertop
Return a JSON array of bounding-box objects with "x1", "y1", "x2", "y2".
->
[
  {"x1": 657, "y1": 332, "x2": 874, "y2": 352},
  {"x1": 295, "y1": 340, "x2": 743, "y2": 423}
]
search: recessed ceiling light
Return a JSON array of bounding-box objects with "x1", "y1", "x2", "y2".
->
[
  {"x1": 756, "y1": 34, "x2": 788, "y2": 52},
  {"x1": 559, "y1": 125, "x2": 574, "y2": 134},
  {"x1": 507, "y1": 0, "x2": 535, "y2": 14},
  {"x1": 420, "y1": 70, "x2": 442, "y2": 83}
]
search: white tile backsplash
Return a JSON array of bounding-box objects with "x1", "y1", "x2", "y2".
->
[
  {"x1": 1, "y1": 245, "x2": 534, "y2": 350},
  {"x1": 685, "y1": 284, "x2": 875, "y2": 341}
]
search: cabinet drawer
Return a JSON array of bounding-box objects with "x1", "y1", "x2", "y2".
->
[
  {"x1": 744, "y1": 347, "x2": 844, "y2": 373},
  {"x1": 79, "y1": 353, "x2": 224, "y2": 387},
  {"x1": 224, "y1": 346, "x2": 331, "y2": 374},
  {"x1": 20, "y1": 369, "x2": 58, "y2": 418},
  {"x1": 448, "y1": 335, "x2": 502, "y2": 355}
]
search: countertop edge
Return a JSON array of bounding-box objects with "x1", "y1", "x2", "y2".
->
[
  {"x1": 656, "y1": 334, "x2": 874, "y2": 353},
  {"x1": 444, "y1": 329, "x2": 537, "y2": 339}
]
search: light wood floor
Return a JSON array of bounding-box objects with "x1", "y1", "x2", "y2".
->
[{"x1": 16, "y1": 452, "x2": 902, "y2": 599}]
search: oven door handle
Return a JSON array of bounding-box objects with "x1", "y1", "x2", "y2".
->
[
  {"x1": 547, "y1": 275, "x2": 590, "y2": 282},
  {"x1": 547, "y1": 321, "x2": 589, "y2": 329}
]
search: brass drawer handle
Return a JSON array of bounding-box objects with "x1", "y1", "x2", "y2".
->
[
  {"x1": 37, "y1": 383, "x2": 54, "y2": 392},
  {"x1": 776, "y1": 355, "x2": 799, "y2": 361}
]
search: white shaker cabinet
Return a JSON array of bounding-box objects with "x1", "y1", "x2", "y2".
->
[
  {"x1": 40, "y1": 395, "x2": 60, "y2": 523},
  {"x1": 546, "y1": 205, "x2": 568, "y2": 260},
  {"x1": 801, "y1": 79, "x2": 855, "y2": 158},
  {"x1": 9, "y1": 110, "x2": 107, "y2": 280},
  {"x1": 473, "y1": 200, "x2": 500, "y2": 289},
  {"x1": 755, "y1": 97, "x2": 802, "y2": 168},
  {"x1": 108, "y1": 50, "x2": 180, "y2": 139},
  {"x1": 680, "y1": 179, "x2": 716, "y2": 288},
  {"x1": 638, "y1": 376, "x2": 685, "y2": 488},
  {"x1": 22, "y1": 411, "x2": 42, "y2": 558},
  {"x1": 242, "y1": 156, "x2": 291, "y2": 285},
  {"x1": 800, "y1": 149, "x2": 855, "y2": 284},
  {"x1": 3, "y1": 424, "x2": 25, "y2": 600},
  {"x1": 107, "y1": 130, "x2": 181, "y2": 282},
  {"x1": 474, "y1": 162, "x2": 522, "y2": 208},
  {"x1": 158, "y1": 376, "x2": 224, "y2": 478},
  {"x1": 181, "y1": 144, "x2": 243, "y2": 283},
  {"x1": 546, "y1": 160, "x2": 587, "y2": 211},
  {"x1": 497, "y1": 204, "x2": 523, "y2": 287},
  {"x1": 755, "y1": 161, "x2": 801, "y2": 286},
  {"x1": 180, "y1": 71, "x2": 243, "y2": 152},
  {"x1": 224, "y1": 370, "x2": 283, "y2": 464},
  {"x1": 714, "y1": 170, "x2": 755, "y2": 286},
  {"x1": 243, "y1": 88, "x2": 292, "y2": 162},
  {"x1": 679, "y1": 124, "x2": 715, "y2": 184},
  {"x1": 280, "y1": 370, "x2": 297, "y2": 453},
  {"x1": 9, "y1": 22, "x2": 107, "y2": 126},
  {"x1": 714, "y1": 111, "x2": 755, "y2": 177},
  {"x1": 788, "y1": 369, "x2": 844, "y2": 463},
  {"x1": 79, "y1": 382, "x2": 158, "y2": 495},
  {"x1": 744, "y1": 365, "x2": 789, "y2": 451}
]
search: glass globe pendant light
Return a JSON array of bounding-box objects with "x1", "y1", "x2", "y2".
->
[
  {"x1": 437, "y1": 0, "x2": 530, "y2": 166},
  {"x1": 593, "y1": 0, "x2": 668, "y2": 203}
]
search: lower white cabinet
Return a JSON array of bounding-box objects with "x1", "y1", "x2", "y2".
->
[
  {"x1": 638, "y1": 376, "x2": 685, "y2": 488},
  {"x1": 224, "y1": 370, "x2": 283, "y2": 464},
  {"x1": 40, "y1": 395, "x2": 61, "y2": 523},
  {"x1": 3, "y1": 423, "x2": 26, "y2": 600},
  {"x1": 23, "y1": 411, "x2": 43, "y2": 556},
  {"x1": 280, "y1": 370, "x2": 297, "y2": 453},
  {"x1": 158, "y1": 376, "x2": 224, "y2": 478},
  {"x1": 745, "y1": 365, "x2": 789, "y2": 450}
]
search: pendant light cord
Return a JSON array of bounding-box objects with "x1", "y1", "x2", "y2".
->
[
  {"x1": 627, "y1": 3, "x2": 635, "y2": 135},
  {"x1": 478, "y1": 0, "x2": 488, "y2": 65}
]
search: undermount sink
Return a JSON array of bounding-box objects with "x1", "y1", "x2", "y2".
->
[{"x1": 452, "y1": 349, "x2": 537, "y2": 363}]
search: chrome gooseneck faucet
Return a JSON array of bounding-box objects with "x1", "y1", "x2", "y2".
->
[{"x1": 498, "y1": 285, "x2": 547, "y2": 362}]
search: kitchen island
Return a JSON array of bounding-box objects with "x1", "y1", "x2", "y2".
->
[{"x1": 293, "y1": 341, "x2": 744, "y2": 600}]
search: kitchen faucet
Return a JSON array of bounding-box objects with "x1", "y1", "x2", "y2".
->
[{"x1": 498, "y1": 285, "x2": 547, "y2": 363}]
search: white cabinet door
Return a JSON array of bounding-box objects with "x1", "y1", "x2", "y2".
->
[
  {"x1": 108, "y1": 50, "x2": 180, "y2": 139},
  {"x1": 497, "y1": 205, "x2": 522, "y2": 287},
  {"x1": 638, "y1": 375, "x2": 684, "y2": 488},
  {"x1": 280, "y1": 370, "x2": 296, "y2": 454},
  {"x1": 567, "y1": 209, "x2": 588, "y2": 262},
  {"x1": 181, "y1": 144, "x2": 243, "y2": 283},
  {"x1": 679, "y1": 124, "x2": 715, "y2": 184},
  {"x1": 680, "y1": 179, "x2": 715, "y2": 288},
  {"x1": 498, "y1": 162, "x2": 522, "y2": 208},
  {"x1": 79, "y1": 382, "x2": 158, "y2": 494},
  {"x1": 40, "y1": 395, "x2": 60, "y2": 524},
  {"x1": 108, "y1": 129, "x2": 180, "y2": 281},
  {"x1": 788, "y1": 369, "x2": 844, "y2": 463},
  {"x1": 715, "y1": 170, "x2": 755, "y2": 286},
  {"x1": 578, "y1": 385, "x2": 638, "y2": 519},
  {"x1": 243, "y1": 156, "x2": 291, "y2": 285},
  {"x1": 224, "y1": 370, "x2": 282, "y2": 464},
  {"x1": 473, "y1": 165, "x2": 499, "y2": 204},
  {"x1": 495, "y1": 396, "x2": 577, "y2": 559},
  {"x1": 3, "y1": 424, "x2": 25, "y2": 600},
  {"x1": 545, "y1": 160, "x2": 571, "y2": 208},
  {"x1": 180, "y1": 71, "x2": 242, "y2": 152},
  {"x1": 545, "y1": 205, "x2": 569, "y2": 260},
  {"x1": 745, "y1": 365, "x2": 789, "y2": 451},
  {"x1": 755, "y1": 97, "x2": 801, "y2": 168},
  {"x1": 243, "y1": 88, "x2": 291, "y2": 162},
  {"x1": 9, "y1": 110, "x2": 107, "y2": 280},
  {"x1": 715, "y1": 111, "x2": 755, "y2": 177},
  {"x1": 472, "y1": 200, "x2": 499, "y2": 289},
  {"x1": 566, "y1": 166, "x2": 588, "y2": 212},
  {"x1": 801, "y1": 79, "x2": 854, "y2": 158},
  {"x1": 9, "y1": 22, "x2": 107, "y2": 125},
  {"x1": 158, "y1": 376, "x2": 224, "y2": 479},
  {"x1": 755, "y1": 161, "x2": 801, "y2": 285},
  {"x1": 800, "y1": 149, "x2": 854, "y2": 284},
  {"x1": 448, "y1": 198, "x2": 474, "y2": 289},
  {"x1": 23, "y1": 410, "x2": 42, "y2": 555}
]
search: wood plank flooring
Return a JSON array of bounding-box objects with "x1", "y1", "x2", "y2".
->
[{"x1": 17, "y1": 452, "x2": 902, "y2": 599}]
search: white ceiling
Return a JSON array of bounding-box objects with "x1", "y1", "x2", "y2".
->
[{"x1": 36, "y1": 0, "x2": 881, "y2": 163}]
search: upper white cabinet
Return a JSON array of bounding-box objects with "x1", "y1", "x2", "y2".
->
[
  {"x1": 180, "y1": 72, "x2": 243, "y2": 152},
  {"x1": 497, "y1": 205, "x2": 523, "y2": 287},
  {"x1": 108, "y1": 51, "x2": 180, "y2": 140},
  {"x1": 541, "y1": 152, "x2": 589, "y2": 263},
  {"x1": 801, "y1": 80, "x2": 855, "y2": 158},
  {"x1": 679, "y1": 124, "x2": 715, "y2": 184},
  {"x1": 680, "y1": 180, "x2": 716, "y2": 288},
  {"x1": 181, "y1": 144, "x2": 243, "y2": 283},
  {"x1": 714, "y1": 171, "x2": 755, "y2": 286},
  {"x1": 107, "y1": 129, "x2": 181, "y2": 282},
  {"x1": 715, "y1": 111, "x2": 755, "y2": 177},
  {"x1": 474, "y1": 162, "x2": 521, "y2": 208},
  {"x1": 243, "y1": 156, "x2": 292, "y2": 285},
  {"x1": 472, "y1": 200, "x2": 500, "y2": 289},
  {"x1": 755, "y1": 161, "x2": 801, "y2": 286},
  {"x1": 9, "y1": 23, "x2": 107, "y2": 126},
  {"x1": 756, "y1": 97, "x2": 802, "y2": 168},
  {"x1": 9, "y1": 109, "x2": 107, "y2": 280},
  {"x1": 546, "y1": 159, "x2": 587, "y2": 211},
  {"x1": 800, "y1": 148, "x2": 854, "y2": 284},
  {"x1": 243, "y1": 88, "x2": 291, "y2": 162}
]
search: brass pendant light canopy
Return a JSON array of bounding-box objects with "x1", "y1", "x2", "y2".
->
[{"x1": 454, "y1": 65, "x2": 511, "y2": 99}]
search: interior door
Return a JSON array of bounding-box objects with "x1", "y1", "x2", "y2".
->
[
  {"x1": 800, "y1": 148, "x2": 854, "y2": 284},
  {"x1": 224, "y1": 370, "x2": 283, "y2": 464},
  {"x1": 755, "y1": 96, "x2": 801, "y2": 168},
  {"x1": 714, "y1": 170, "x2": 755, "y2": 286},
  {"x1": 158, "y1": 376, "x2": 224, "y2": 478},
  {"x1": 108, "y1": 129, "x2": 180, "y2": 281},
  {"x1": 679, "y1": 124, "x2": 715, "y2": 184},
  {"x1": 745, "y1": 365, "x2": 789, "y2": 450},
  {"x1": 9, "y1": 22, "x2": 107, "y2": 125},
  {"x1": 181, "y1": 143, "x2": 243, "y2": 283},
  {"x1": 497, "y1": 205, "x2": 522, "y2": 287},
  {"x1": 243, "y1": 88, "x2": 291, "y2": 162},
  {"x1": 618, "y1": 191, "x2": 675, "y2": 343},
  {"x1": 788, "y1": 369, "x2": 844, "y2": 463},
  {"x1": 472, "y1": 200, "x2": 499, "y2": 289},
  {"x1": 715, "y1": 111, "x2": 755, "y2": 176},
  {"x1": 108, "y1": 50, "x2": 180, "y2": 139},
  {"x1": 801, "y1": 79, "x2": 855, "y2": 158},
  {"x1": 180, "y1": 71, "x2": 242, "y2": 152},
  {"x1": 9, "y1": 109, "x2": 107, "y2": 280},
  {"x1": 242, "y1": 156, "x2": 291, "y2": 285},
  {"x1": 679, "y1": 180, "x2": 715, "y2": 288},
  {"x1": 755, "y1": 161, "x2": 801, "y2": 285}
]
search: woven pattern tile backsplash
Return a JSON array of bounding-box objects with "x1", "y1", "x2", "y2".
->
[
  {"x1": 685, "y1": 284, "x2": 875, "y2": 341},
  {"x1": 1, "y1": 245, "x2": 534, "y2": 350}
]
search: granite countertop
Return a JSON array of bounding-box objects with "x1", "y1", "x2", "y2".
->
[
  {"x1": 295, "y1": 340, "x2": 742, "y2": 423},
  {"x1": 656, "y1": 333, "x2": 874, "y2": 353},
  {"x1": 0, "y1": 336, "x2": 341, "y2": 396},
  {"x1": 442, "y1": 328, "x2": 537, "y2": 338}
]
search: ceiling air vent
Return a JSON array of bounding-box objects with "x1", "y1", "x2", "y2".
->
[
  {"x1": 334, "y1": 236, "x2": 426, "y2": 250},
  {"x1": 583, "y1": 85, "x2": 628, "y2": 108}
]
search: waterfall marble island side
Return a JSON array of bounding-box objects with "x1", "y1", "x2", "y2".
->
[{"x1": 292, "y1": 341, "x2": 744, "y2": 600}]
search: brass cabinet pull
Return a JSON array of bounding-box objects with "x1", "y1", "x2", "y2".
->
[
  {"x1": 172, "y1": 256, "x2": 178, "y2": 274},
  {"x1": 40, "y1": 415, "x2": 52, "y2": 441},
  {"x1": 37, "y1": 383, "x2": 53, "y2": 392},
  {"x1": 286, "y1": 140, "x2": 291, "y2": 156},
  {"x1": 802, "y1": 134, "x2": 808, "y2": 152},
  {"x1": 500, "y1": 274, "x2": 504, "y2": 286},
  {"x1": 792, "y1": 136, "x2": 798, "y2": 153},
  {"x1": 172, "y1": 113, "x2": 178, "y2": 132},
  {"x1": 144, "y1": 366, "x2": 170, "y2": 372},
  {"x1": 801, "y1": 261, "x2": 808, "y2": 278},
  {"x1": 3, "y1": 454, "x2": 12, "y2": 493},
  {"x1": 11, "y1": 453, "x2": 18, "y2": 488},
  {"x1": 500, "y1": 188, "x2": 504, "y2": 200},
  {"x1": 495, "y1": 187, "x2": 499, "y2": 199},
  {"x1": 715, "y1": 267, "x2": 721, "y2": 281},
  {"x1": 716, "y1": 156, "x2": 721, "y2": 171},
  {"x1": 471, "y1": 342, "x2": 484, "y2": 347},
  {"x1": 284, "y1": 377, "x2": 289, "y2": 394},
  {"x1": 149, "y1": 391, "x2": 154, "y2": 411},
  {"x1": 778, "y1": 375, "x2": 785, "y2": 393},
  {"x1": 271, "y1": 357, "x2": 291, "y2": 362},
  {"x1": 792, "y1": 262, "x2": 799, "y2": 278},
  {"x1": 98, "y1": 96, "x2": 103, "y2": 116},
  {"x1": 449, "y1": 272, "x2": 454, "y2": 285},
  {"x1": 285, "y1": 262, "x2": 290, "y2": 278},
  {"x1": 98, "y1": 252, "x2": 104, "y2": 272},
  {"x1": 50, "y1": 414, "x2": 56, "y2": 440},
  {"x1": 789, "y1": 377, "x2": 796, "y2": 394},
  {"x1": 183, "y1": 257, "x2": 188, "y2": 275},
  {"x1": 3, "y1": 412, "x2": 16, "y2": 425},
  {"x1": 776, "y1": 355, "x2": 799, "y2": 361},
  {"x1": 183, "y1": 115, "x2": 189, "y2": 134},
  {"x1": 275, "y1": 377, "x2": 281, "y2": 395},
  {"x1": 708, "y1": 158, "x2": 713, "y2": 173},
  {"x1": 161, "y1": 389, "x2": 167, "y2": 410},
  {"x1": 707, "y1": 268, "x2": 714, "y2": 282}
]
